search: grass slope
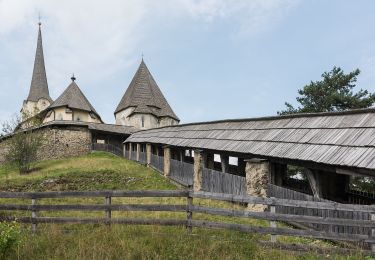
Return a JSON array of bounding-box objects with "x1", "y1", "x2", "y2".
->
[{"x1": 0, "y1": 152, "x2": 367, "y2": 259}]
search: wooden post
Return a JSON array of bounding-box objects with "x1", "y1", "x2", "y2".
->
[
  {"x1": 31, "y1": 198, "x2": 37, "y2": 233},
  {"x1": 128, "y1": 143, "x2": 132, "y2": 160},
  {"x1": 123, "y1": 144, "x2": 126, "y2": 158},
  {"x1": 163, "y1": 146, "x2": 171, "y2": 177},
  {"x1": 105, "y1": 196, "x2": 112, "y2": 226},
  {"x1": 220, "y1": 154, "x2": 229, "y2": 173},
  {"x1": 146, "y1": 143, "x2": 152, "y2": 167},
  {"x1": 270, "y1": 197, "x2": 277, "y2": 243},
  {"x1": 371, "y1": 213, "x2": 375, "y2": 253},
  {"x1": 136, "y1": 143, "x2": 140, "y2": 162},
  {"x1": 187, "y1": 195, "x2": 193, "y2": 233}
]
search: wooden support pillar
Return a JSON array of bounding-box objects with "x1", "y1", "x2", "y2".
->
[
  {"x1": 305, "y1": 169, "x2": 322, "y2": 199},
  {"x1": 123, "y1": 144, "x2": 126, "y2": 158},
  {"x1": 193, "y1": 150, "x2": 203, "y2": 191},
  {"x1": 136, "y1": 143, "x2": 140, "y2": 161},
  {"x1": 220, "y1": 154, "x2": 229, "y2": 173},
  {"x1": 128, "y1": 143, "x2": 132, "y2": 160},
  {"x1": 163, "y1": 146, "x2": 171, "y2": 177},
  {"x1": 179, "y1": 149, "x2": 184, "y2": 162},
  {"x1": 245, "y1": 159, "x2": 270, "y2": 211},
  {"x1": 146, "y1": 143, "x2": 152, "y2": 166}
]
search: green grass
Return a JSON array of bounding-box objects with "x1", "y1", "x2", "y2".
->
[{"x1": 0, "y1": 152, "x2": 368, "y2": 259}]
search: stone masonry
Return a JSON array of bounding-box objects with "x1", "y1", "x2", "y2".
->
[
  {"x1": 0, "y1": 126, "x2": 91, "y2": 164},
  {"x1": 245, "y1": 159, "x2": 270, "y2": 211}
]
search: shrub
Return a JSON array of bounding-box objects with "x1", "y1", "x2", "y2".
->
[{"x1": 0, "y1": 221, "x2": 22, "y2": 257}]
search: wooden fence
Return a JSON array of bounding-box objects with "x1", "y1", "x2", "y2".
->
[
  {"x1": 202, "y1": 168, "x2": 247, "y2": 196},
  {"x1": 0, "y1": 190, "x2": 374, "y2": 253},
  {"x1": 170, "y1": 159, "x2": 194, "y2": 187},
  {"x1": 91, "y1": 143, "x2": 123, "y2": 157},
  {"x1": 268, "y1": 184, "x2": 372, "y2": 239}
]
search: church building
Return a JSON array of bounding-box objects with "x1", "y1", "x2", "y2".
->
[{"x1": 114, "y1": 59, "x2": 179, "y2": 129}]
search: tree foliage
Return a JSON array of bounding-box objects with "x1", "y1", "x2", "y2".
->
[
  {"x1": 278, "y1": 67, "x2": 375, "y2": 115},
  {"x1": 1, "y1": 112, "x2": 45, "y2": 174}
]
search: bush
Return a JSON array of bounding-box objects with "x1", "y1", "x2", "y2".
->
[{"x1": 0, "y1": 221, "x2": 22, "y2": 257}]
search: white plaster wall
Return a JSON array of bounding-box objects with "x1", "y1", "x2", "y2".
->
[
  {"x1": 43, "y1": 107, "x2": 101, "y2": 123},
  {"x1": 22, "y1": 98, "x2": 51, "y2": 118},
  {"x1": 115, "y1": 108, "x2": 179, "y2": 129}
]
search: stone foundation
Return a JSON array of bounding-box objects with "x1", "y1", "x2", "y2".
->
[{"x1": 245, "y1": 159, "x2": 270, "y2": 211}]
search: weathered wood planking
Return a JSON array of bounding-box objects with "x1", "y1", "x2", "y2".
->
[
  {"x1": 201, "y1": 168, "x2": 246, "y2": 196},
  {"x1": 170, "y1": 159, "x2": 194, "y2": 186},
  {"x1": 125, "y1": 109, "x2": 375, "y2": 171},
  {"x1": 268, "y1": 184, "x2": 372, "y2": 237}
]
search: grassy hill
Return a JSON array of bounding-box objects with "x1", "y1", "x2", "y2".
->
[{"x1": 0, "y1": 152, "x2": 366, "y2": 259}]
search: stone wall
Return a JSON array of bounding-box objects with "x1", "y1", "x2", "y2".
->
[
  {"x1": 245, "y1": 159, "x2": 270, "y2": 211},
  {"x1": 0, "y1": 126, "x2": 92, "y2": 164}
]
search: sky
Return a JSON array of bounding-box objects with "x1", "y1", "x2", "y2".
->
[{"x1": 1, "y1": 0, "x2": 375, "y2": 124}]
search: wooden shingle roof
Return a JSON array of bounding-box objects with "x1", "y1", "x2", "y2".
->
[
  {"x1": 48, "y1": 79, "x2": 101, "y2": 120},
  {"x1": 27, "y1": 24, "x2": 52, "y2": 103},
  {"x1": 126, "y1": 109, "x2": 375, "y2": 171},
  {"x1": 115, "y1": 60, "x2": 179, "y2": 121}
]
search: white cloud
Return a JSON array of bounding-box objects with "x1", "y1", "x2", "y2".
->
[{"x1": 0, "y1": 0, "x2": 300, "y2": 121}]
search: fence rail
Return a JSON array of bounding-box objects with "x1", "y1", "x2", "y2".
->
[
  {"x1": 268, "y1": 184, "x2": 372, "y2": 238},
  {"x1": 0, "y1": 189, "x2": 374, "y2": 252},
  {"x1": 91, "y1": 143, "x2": 123, "y2": 157}
]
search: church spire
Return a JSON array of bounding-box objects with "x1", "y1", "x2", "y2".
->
[{"x1": 26, "y1": 22, "x2": 52, "y2": 103}]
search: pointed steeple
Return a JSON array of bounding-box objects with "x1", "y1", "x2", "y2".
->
[
  {"x1": 27, "y1": 22, "x2": 52, "y2": 103},
  {"x1": 115, "y1": 59, "x2": 179, "y2": 121}
]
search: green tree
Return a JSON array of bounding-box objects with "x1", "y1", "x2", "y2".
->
[
  {"x1": 278, "y1": 67, "x2": 375, "y2": 115},
  {"x1": 1, "y1": 112, "x2": 45, "y2": 174}
]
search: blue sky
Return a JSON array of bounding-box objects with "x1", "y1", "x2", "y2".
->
[{"x1": 1, "y1": 0, "x2": 375, "y2": 124}]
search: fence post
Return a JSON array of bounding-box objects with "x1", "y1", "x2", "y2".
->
[
  {"x1": 186, "y1": 193, "x2": 193, "y2": 233},
  {"x1": 105, "y1": 196, "x2": 112, "y2": 226},
  {"x1": 270, "y1": 197, "x2": 277, "y2": 243},
  {"x1": 371, "y1": 213, "x2": 375, "y2": 253},
  {"x1": 31, "y1": 198, "x2": 37, "y2": 233}
]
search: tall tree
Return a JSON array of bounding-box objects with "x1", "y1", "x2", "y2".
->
[{"x1": 278, "y1": 67, "x2": 375, "y2": 115}]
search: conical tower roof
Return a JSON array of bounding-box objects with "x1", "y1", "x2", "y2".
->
[
  {"x1": 27, "y1": 23, "x2": 52, "y2": 103},
  {"x1": 115, "y1": 60, "x2": 179, "y2": 121},
  {"x1": 49, "y1": 77, "x2": 101, "y2": 120}
]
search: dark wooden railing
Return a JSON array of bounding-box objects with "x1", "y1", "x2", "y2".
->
[
  {"x1": 0, "y1": 190, "x2": 374, "y2": 253},
  {"x1": 91, "y1": 143, "x2": 123, "y2": 157}
]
